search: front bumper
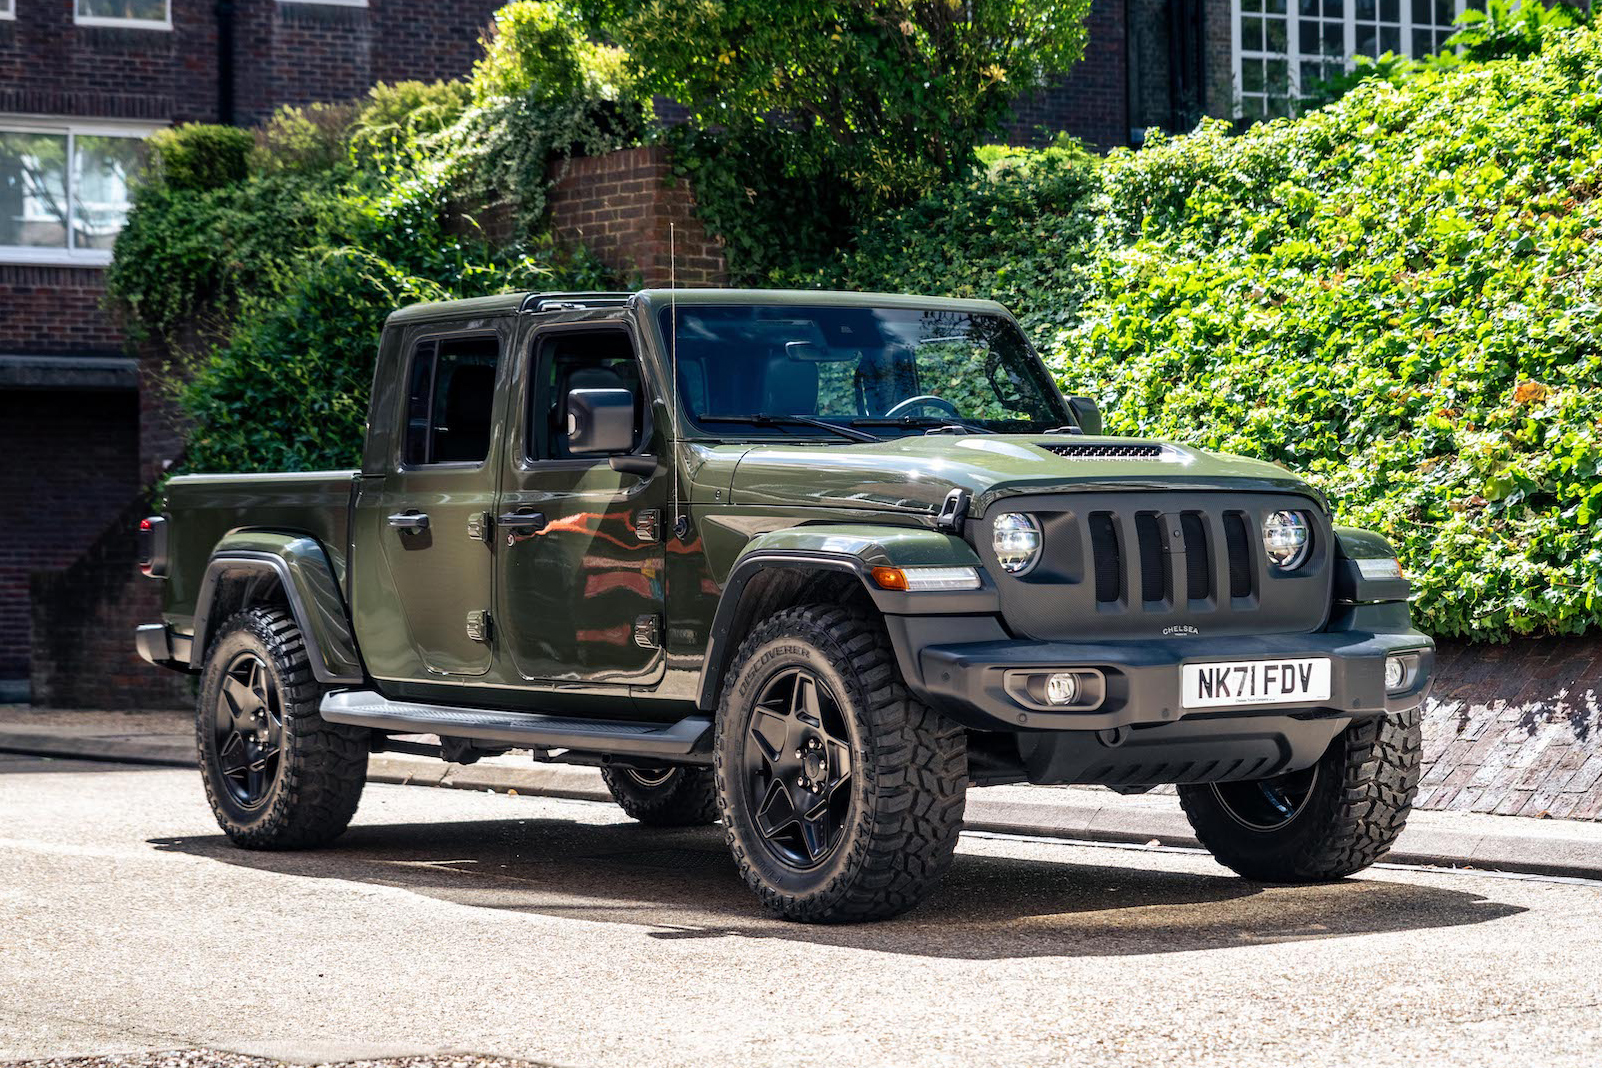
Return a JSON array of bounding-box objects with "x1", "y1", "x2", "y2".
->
[{"x1": 916, "y1": 628, "x2": 1434, "y2": 733}]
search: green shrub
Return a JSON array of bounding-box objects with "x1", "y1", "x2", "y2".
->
[
  {"x1": 252, "y1": 102, "x2": 360, "y2": 177},
  {"x1": 823, "y1": 31, "x2": 1602, "y2": 641},
  {"x1": 145, "y1": 125, "x2": 254, "y2": 192}
]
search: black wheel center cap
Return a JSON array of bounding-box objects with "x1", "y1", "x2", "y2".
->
[{"x1": 803, "y1": 751, "x2": 827, "y2": 781}]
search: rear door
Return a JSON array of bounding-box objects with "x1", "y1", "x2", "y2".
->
[
  {"x1": 354, "y1": 325, "x2": 505, "y2": 681},
  {"x1": 492, "y1": 319, "x2": 667, "y2": 685}
]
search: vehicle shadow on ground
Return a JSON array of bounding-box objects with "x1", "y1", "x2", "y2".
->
[{"x1": 150, "y1": 814, "x2": 1526, "y2": 961}]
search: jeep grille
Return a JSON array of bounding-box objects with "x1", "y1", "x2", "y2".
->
[{"x1": 981, "y1": 491, "x2": 1332, "y2": 640}]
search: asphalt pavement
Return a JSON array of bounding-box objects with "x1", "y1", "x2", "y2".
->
[{"x1": 3, "y1": 753, "x2": 1601, "y2": 1068}]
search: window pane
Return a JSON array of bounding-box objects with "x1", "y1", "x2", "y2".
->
[
  {"x1": 1266, "y1": 58, "x2": 1290, "y2": 92},
  {"x1": 429, "y1": 337, "x2": 500, "y2": 464},
  {"x1": 0, "y1": 132, "x2": 68, "y2": 249},
  {"x1": 1381, "y1": 0, "x2": 1399, "y2": 21},
  {"x1": 1243, "y1": 61, "x2": 1266, "y2": 94},
  {"x1": 1242, "y1": 15, "x2": 1264, "y2": 51},
  {"x1": 1323, "y1": 21, "x2": 1344, "y2": 54},
  {"x1": 71, "y1": 135, "x2": 143, "y2": 250},
  {"x1": 77, "y1": 0, "x2": 167, "y2": 20},
  {"x1": 536, "y1": 333, "x2": 641, "y2": 459},
  {"x1": 1412, "y1": 27, "x2": 1433, "y2": 54},
  {"x1": 1411, "y1": 0, "x2": 1430, "y2": 25},
  {"x1": 1433, "y1": 0, "x2": 1453, "y2": 26},
  {"x1": 1266, "y1": 0, "x2": 1287, "y2": 14},
  {"x1": 1267, "y1": 18, "x2": 1287, "y2": 51},
  {"x1": 1357, "y1": 26, "x2": 1377, "y2": 55},
  {"x1": 1381, "y1": 25, "x2": 1400, "y2": 51},
  {"x1": 1356, "y1": 0, "x2": 1375, "y2": 20}
]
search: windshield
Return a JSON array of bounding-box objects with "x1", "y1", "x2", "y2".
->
[{"x1": 659, "y1": 304, "x2": 1071, "y2": 438}]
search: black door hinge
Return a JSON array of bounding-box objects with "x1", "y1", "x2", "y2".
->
[
  {"x1": 633, "y1": 614, "x2": 661, "y2": 649},
  {"x1": 466, "y1": 609, "x2": 492, "y2": 643}
]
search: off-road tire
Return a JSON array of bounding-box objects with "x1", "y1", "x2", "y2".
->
[
  {"x1": 1177, "y1": 707, "x2": 1422, "y2": 881},
  {"x1": 197, "y1": 607, "x2": 369, "y2": 849},
  {"x1": 600, "y1": 765, "x2": 720, "y2": 826},
  {"x1": 714, "y1": 603, "x2": 967, "y2": 923}
]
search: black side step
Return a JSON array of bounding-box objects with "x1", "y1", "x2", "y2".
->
[{"x1": 320, "y1": 691, "x2": 711, "y2": 763}]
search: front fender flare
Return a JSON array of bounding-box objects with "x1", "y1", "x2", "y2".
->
[
  {"x1": 695, "y1": 526, "x2": 999, "y2": 711},
  {"x1": 187, "y1": 532, "x2": 363, "y2": 685}
]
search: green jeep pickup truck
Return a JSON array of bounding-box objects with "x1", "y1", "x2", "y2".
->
[{"x1": 136, "y1": 288, "x2": 1433, "y2": 923}]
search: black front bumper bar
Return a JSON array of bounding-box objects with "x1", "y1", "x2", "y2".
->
[{"x1": 916, "y1": 628, "x2": 1434, "y2": 732}]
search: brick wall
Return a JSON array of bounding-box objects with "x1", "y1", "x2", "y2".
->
[
  {"x1": 30, "y1": 493, "x2": 191, "y2": 710},
  {"x1": 0, "y1": 390, "x2": 140, "y2": 681},
  {"x1": 0, "y1": 267, "x2": 122, "y2": 356},
  {"x1": 1203, "y1": 0, "x2": 1236, "y2": 119},
  {"x1": 549, "y1": 147, "x2": 727, "y2": 287},
  {"x1": 1006, "y1": 0, "x2": 1129, "y2": 151},
  {"x1": 233, "y1": 0, "x2": 503, "y2": 125},
  {"x1": 0, "y1": 0, "x2": 218, "y2": 123},
  {"x1": 1417, "y1": 638, "x2": 1602, "y2": 821}
]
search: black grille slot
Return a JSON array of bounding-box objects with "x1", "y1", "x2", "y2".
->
[
  {"x1": 1089, "y1": 512, "x2": 1121, "y2": 603},
  {"x1": 1180, "y1": 512, "x2": 1210, "y2": 600},
  {"x1": 1134, "y1": 513, "x2": 1167, "y2": 602},
  {"x1": 1041, "y1": 443, "x2": 1167, "y2": 460},
  {"x1": 1223, "y1": 512, "x2": 1254, "y2": 598}
]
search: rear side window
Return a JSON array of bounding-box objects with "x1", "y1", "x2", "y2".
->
[{"x1": 401, "y1": 335, "x2": 501, "y2": 465}]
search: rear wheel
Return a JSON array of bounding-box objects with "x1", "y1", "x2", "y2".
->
[
  {"x1": 1177, "y1": 708, "x2": 1422, "y2": 881},
  {"x1": 715, "y1": 603, "x2": 967, "y2": 923},
  {"x1": 600, "y1": 764, "x2": 719, "y2": 826},
  {"x1": 196, "y1": 607, "x2": 368, "y2": 850}
]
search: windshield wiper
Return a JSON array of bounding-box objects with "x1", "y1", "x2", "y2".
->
[
  {"x1": 851, "y1": 416, "x2": 997, "y2": 435},
  {"x1": 698, "y1": 414, "x2": 881, "y2": 443}
]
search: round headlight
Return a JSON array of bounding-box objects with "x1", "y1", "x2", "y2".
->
[
  {"x1": 992, "y1": 513, "x2": 1043, "y2": 574},
  {"x1": 1262, "y1": 510, "x2": 1312, "y2": 570}
]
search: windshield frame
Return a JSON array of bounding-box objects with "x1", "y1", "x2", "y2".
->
[{"x1": 648, "y1": 299, "x2": 1073, "y2": 443}]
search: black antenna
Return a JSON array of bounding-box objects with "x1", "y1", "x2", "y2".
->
[{"x1": 669, "y1": 224, "x2": 683, "y2": 539}]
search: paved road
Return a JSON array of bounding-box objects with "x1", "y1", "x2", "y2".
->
[{"x1": 3, "y1": 753, "x2": 1601, "y2": 1068}]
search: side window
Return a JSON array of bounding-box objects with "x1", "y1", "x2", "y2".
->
[
  {"x1": 530, "y1": 329, "x2": 643, "y2": 460},
  {"x1": 400, "y1": 334, "x2": 500, "y2": 466}
]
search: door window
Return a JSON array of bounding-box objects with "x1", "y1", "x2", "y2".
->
[
  {"x1": 530, "y1": 330, "x2": 643, "y2": 460},
  {"x1": 401, "y1": 335, "x2": 501, "y2": 466}
]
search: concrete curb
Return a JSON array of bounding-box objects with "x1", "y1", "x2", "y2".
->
[{"x1": 4, "y1": 726, "x2": 1599, "y2": 881}]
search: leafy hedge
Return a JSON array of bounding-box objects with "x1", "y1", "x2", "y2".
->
[{"x1": 813, "y1": 30, "x2": 1602, "y2": 641}]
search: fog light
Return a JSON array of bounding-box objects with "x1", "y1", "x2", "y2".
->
[
  {"x1": 1385, "y1": 656, "x2": 1407, "y2": 691},
  {"x1": 1045, "y1": 672, "x2": 1081, "y2": 706}
]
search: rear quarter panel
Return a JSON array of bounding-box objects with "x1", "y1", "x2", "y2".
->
[{"x1": 162, "y1": 471, "x2": 358, "y2": 631}]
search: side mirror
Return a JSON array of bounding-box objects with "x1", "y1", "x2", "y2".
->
[
  {"x1": 566, "y1": 388, "x2": 636, "y2": 455},
  {"x1": 1067, "y1": 396, "x2": 1102, "y2": 436}
]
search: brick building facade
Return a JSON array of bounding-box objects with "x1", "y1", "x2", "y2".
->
[{"x1": 1, "y1": 0, "x2": 504, "y2": 704}]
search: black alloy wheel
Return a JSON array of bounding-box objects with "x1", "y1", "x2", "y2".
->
[
  {"x1": 212, "y1": 650, "x2": 284, "y2": 809},
  {"x1": 742, "y1": 665, "x2": 855, "y2": 869}
]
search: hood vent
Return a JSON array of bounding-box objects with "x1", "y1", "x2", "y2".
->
[{"x1": 1038, "y1": 442, "x2": 1170, "y2": 460}]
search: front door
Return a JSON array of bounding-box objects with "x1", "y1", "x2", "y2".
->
[
  {"x1": 360, "y1": 328, "x2": 504, "y2": 681},
  {"x1": 493, "y1": 321, "x2": 667, "y2": 685}
]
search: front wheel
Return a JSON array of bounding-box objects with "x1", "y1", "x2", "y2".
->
[
  {"x1": 1177, "y1": 708, "x2": 1422, "y2": 881},
  {"x1": 715, "y1": 603, "x2": 967, "y2": 923}
]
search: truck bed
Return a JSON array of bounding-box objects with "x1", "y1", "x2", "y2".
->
[{"x1": 162, "y1": 470, "x2": 359, "y2": 630}]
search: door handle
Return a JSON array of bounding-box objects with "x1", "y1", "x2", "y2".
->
[
  {"x1": 496, "y1": 510, "x2": 547, "y2": 544},
  {"x1": 387, "y1": 511, "x2": 430, "y2": 532}
]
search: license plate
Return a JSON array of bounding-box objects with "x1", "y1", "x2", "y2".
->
[{"x1": 1181, "y1": 658, "x2": 1332, "y2": 709}]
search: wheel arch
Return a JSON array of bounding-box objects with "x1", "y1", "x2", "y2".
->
[
  {"x1": 188, "y1": 532, "x2": 364, "y2": 685},
  {"x1": 695, "y1": 526, "x2": 997, "y2": 711}
]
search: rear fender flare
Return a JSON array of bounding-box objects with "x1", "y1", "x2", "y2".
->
[{"x1": 187, "y1": 532, "x2": 363, "y2": 685}]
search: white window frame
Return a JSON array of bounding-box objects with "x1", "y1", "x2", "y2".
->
[
  {"x1": 0, "y1": 1, "x2": 15, "y2": 23},
  {"x1": 277, "y1": 0, "x2": 369, "y2": 6},
  {"x1": 0, "y1": 116, "x2": 164, "y2": 267},
  {"x1": 1233, "y1": 0, "x2": 1476, "y2": 118},
  {"x1": 74, "y1": 0, "x2": 173, "y2": 30}
]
